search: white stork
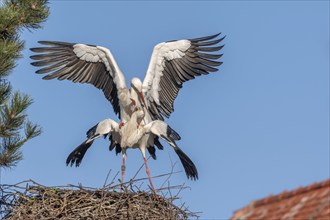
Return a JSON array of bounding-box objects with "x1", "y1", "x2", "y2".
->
[
  {"x1": 31, "y1": 33, "x2": 224, "y2": 185},
  {"x1": 66, "y1": 108, "x2": 197, "y2": 191},
  {"x1": 30, "y1": 33, "x2": 224, "y2": 123}
]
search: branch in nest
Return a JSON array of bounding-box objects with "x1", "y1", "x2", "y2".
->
[{"x1": 0, "y1": 171, "x2": 199, "y2": 219}]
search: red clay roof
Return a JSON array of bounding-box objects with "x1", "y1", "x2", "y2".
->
[{"x1": 231, "y1": 179, "x2": 330, "y2": 220}]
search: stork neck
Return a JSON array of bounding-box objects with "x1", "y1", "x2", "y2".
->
[{"x1": 130, "y1": 88, "x2": 139, "y2": 103}]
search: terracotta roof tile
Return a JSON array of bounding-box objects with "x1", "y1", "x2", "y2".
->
[{"x1": 231, "y1": 179, "x2": 330, "y2": 220}]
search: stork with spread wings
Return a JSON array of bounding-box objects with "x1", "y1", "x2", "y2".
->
[
  {"x1": 30, "y1": 33, "x2": 224, "y2": 187},
  {"x1": 30, "y1": 33, "x2": 224, "y2": 123}
]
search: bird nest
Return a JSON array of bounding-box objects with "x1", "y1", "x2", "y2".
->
[{"x1": 0, "y1": 173, "x2": 198, "y2": 219}]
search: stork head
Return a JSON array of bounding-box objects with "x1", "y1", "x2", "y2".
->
[
  {"x1": 131, "y1": 77, "x2": 146, "y2": 107},
  {"x1": 134, "y1": 108, "x2": 145, "y2": 120},
  {"x1": 131, "y1": 77, "x2": 142, "y2": 91}
]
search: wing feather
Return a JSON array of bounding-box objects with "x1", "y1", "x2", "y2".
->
[
  {"x1": 144, "y1": 120, "x2": 197, "y2": 180},
  {"x1": 66, "y1": 118, "x2": 119, "y2": 167},
  {"x1": 35, "y1": 59, "x2": 71, "y2": 74},
  {"x1": 143, "y1": 33, "x2": 225, "y2": 119},
  {"x1": 190, "y1": 33, "x2": 221, "y2": 42},
  {"x1": 195, "y1": 45, "x2": 224, "y2": 52},
  {"x1": 30, "y1": 41, "x2": 127, "y2": 117}
]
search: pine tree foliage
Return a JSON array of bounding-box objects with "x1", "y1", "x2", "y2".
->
[{"x1": 0, "y1": 0, "x2": 49, "y2": 169}]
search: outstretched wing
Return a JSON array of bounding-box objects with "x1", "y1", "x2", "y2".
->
[
  {"x1": 66, "y1": 118, "x2": 119, "y2": 167},
  {"x1": 145, "y1": 120, "x2": 181, "y2": 141},
  {"x1": 30, "y1": 41, "x2": 127, "y2": 118},
  {"x1": 142, "y1": 33, "x2": 225, "y2": 120},
  {"x1": 144, "y1": 121, "x2": 198, "y2": 180}
]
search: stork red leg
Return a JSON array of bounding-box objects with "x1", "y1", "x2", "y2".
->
[
  {"x1": 143, "y1": 157, "x2": 155, "y2": 192},
  {"x1": 121, "y1": 154, "x2": 126, "y2": 188}
]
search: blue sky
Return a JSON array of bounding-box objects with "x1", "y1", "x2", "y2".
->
[{"x1": 2, "y1": 1, "x2": 329, "y2": 219}]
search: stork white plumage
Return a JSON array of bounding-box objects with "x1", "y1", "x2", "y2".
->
[
  {"x1": 66, "y1": 109, "x2": 197, "y2": 191},
  {"x1": 31, "y1": 33, "x2": 224, "y2": 184},
  {"x1": 66, "y1": 118, "x2": 120, "y2": 167},
  {"x1": 30, "y1": 33, "x2": 225, "y2": 122}
]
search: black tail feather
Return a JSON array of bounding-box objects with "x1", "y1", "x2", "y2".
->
[
  {"x1": 86, "y1": 124, "x2": 97, "y2": 138},
  {"x1": 147, "y1": 146, "x2": 157, "y2": 160},
  {"x1": 109, "y1": 135, "x2": 122, "y2": 155},
  {"x1": 66, "y1": 140, "x2": 94, "y2": 167},
  {"x1": 115, "y1": 144, "x2": 122, "y2": 155},
  {"x1": 167, "y1": 126, "x2": 181, "y2": 141},
  {"x1": 154, "y1": 137, "x2": 164, "y2": 150},
  {"x1": 174, "y1": 147, "x2": 198, "y2": 180},
  {"x1": 109, "y1": 135, "x2": 115, "y2": 151}
]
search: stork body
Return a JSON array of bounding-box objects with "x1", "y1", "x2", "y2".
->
[
  {"x1": 119, "y1": 109, "x2": 153, "y2": 189},
  {"x1": 66, "y1": 109, "x2": 197, "y2": 191}
]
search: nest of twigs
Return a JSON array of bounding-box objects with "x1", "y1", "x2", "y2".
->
[{"x1": 0, "y1": 172, "x2": 198, "y2": 219}]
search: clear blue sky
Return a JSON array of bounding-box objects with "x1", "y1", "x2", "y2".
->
[{"x1": 3, "y1": 1, "x2": 329, "y2": 219}]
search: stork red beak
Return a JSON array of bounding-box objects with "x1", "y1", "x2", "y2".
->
[{"x1": 138, "y1": 91, "x2": 146, "y2": 108}]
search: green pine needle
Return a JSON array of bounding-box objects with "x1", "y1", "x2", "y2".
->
[{"x1": 0, "y1": 0, "x2": 49, "y2": 169}]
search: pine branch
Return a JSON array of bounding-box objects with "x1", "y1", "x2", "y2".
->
[
  {"x1": 0, "y1": 38, "x2": 23, "y2": 77},
  {"x1": 0, "y1": 0, "x2": 49, "y2": 169},
  {"x1": 24, "y1": 120, "x2": 42, "y2": 140},
  {"x1": 0, "y1": 92, "x2": 33, "y2": 137},
  {"x1": 0, "y1": 79, "x2": 11, "y2": 105},
  {"x1": 0, "y1": 136, "x2": 23, "y2": 168},
  {"x1": 1, "y1": 0, "x2": 49, "y2": 34}
]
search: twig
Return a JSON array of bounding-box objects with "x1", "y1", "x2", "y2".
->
[
  {"x1": 103, "y1": 168, "x2": 112, "y2": 188},
  {"x1": 0, "y1": 170, "x2": 199, "y2": 219}
]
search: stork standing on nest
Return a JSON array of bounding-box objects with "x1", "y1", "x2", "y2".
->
[
  {"x1": 66, "y1": 108, "x2": 197, "y2": 191},
  {"x1": 31, "y1": 33, "x2": 224, "y2": 184}
]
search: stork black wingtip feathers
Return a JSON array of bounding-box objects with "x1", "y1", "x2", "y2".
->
[
  {"x1": 115, "y1": 144, "x2": 122, "y2": 155},
  {"x1": 154, "y1": 137, "x2": 164, "y2": 150},
  {"x1": 86, "y1": 124, "x2": 97, "y2": 138},
  {"x1": 37, "y1": 40, "x2": 74, "y2": 46},
  {"x1": 29, "y1": 47, "x2": 40, "y2": 52},
  {"x1": 167, "y1": 125, "x2": 181, "y2": 141},
  {"x1": 190, "y1": 33, "x2": 221, "y2": 42},
  {"x1": 173, "y1": 146, "x2": 198, "y2": 181},
  {"x1": 147, "y1": 146, "x2": 157, "y2": 160},
  {"x1": 66, "y1": 140, "x2": 94, "y2": 167}
]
